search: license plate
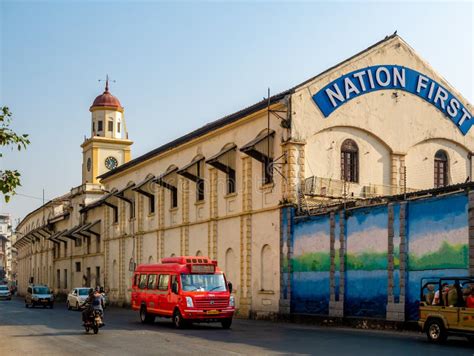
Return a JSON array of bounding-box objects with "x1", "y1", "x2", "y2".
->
[
  {"x1": 41, "y1": 299, "x2": 48, "y2": 302},
  {"x1": 207, "y1": 310, "x2": 219, "y2": 315}
]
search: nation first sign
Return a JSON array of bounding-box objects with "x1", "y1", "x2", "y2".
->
[{"x1": 312, "y1": 65, "x2": 473, "y2": 135}]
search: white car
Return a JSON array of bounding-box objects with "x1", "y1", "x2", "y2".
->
[
  {"x1": 0, "y1": 285, "x2": 12, "y2": 300},
  {"x1": 67, "y1": 287, "x2": 91, "y2": 310}
]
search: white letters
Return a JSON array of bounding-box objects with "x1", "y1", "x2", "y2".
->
[
  {"x1": 367, "y1": 69, "x2": 375, "y2": 89},
  {"x1": 433, "y1": 87, "x2": 448, "y2": 110},
  {"x1": 458, "y1": 107, "x2": 472, "y2": 126},
  {"x1": 447, "y1": 98, "x2": 460, "y2": 118},
  {"x1": 344, "y1": 77, "x2": 360, "y2": 99},
  {"x1": 375, "y1": 67, "x2": 391, "y2": 87},
  {"x1": 427, "y1": 82, "x2": 436, "y2": 100},
  {"x1": 353, "y1": 71, "x2": 367, "y2": 91},
  {"x1": 325, "y1": 83, "x2": 345, "y2": 108},
  {"x1": 416, "y1": 75, "x2": 429, "y2": 93},
  {"x1": 393, "y1": 67, "x2": 406, "y2": 87}
]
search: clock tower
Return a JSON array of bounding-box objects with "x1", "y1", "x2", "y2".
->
[{"x1": 81, "y1": 78, "x2": 133, "y2": 184}]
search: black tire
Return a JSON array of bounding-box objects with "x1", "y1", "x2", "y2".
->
[
  {"x1": 67, "y1": 301, "x2": 71, "y2": 310},
  {"x1": 139, "y1": 306, "x2": 155, "y2": 324},
  {"x1": 43, "y1": 304, "x2": 46, "y2": 308},
  {"x1": 173, "y1": 309, "x2": 187, "y2": 329},
  {"x1": 467, "y1": 336, "x2": 474, "y2": 344},
  {"x1": 426, "y1": 319, "x2": 447, "y2": 343},
  {"x1": 50, "y1": 303, "x2": 54, "y2": 309},
  {"x1": 25, "y1": 301, "x2": 29, "y2": 308},
  {"x1": 93, "y1": 326, "x2": 99, "y2": 334},
  {"x1": 221, "y1": 318, "x2": 232, "y2": 329}
]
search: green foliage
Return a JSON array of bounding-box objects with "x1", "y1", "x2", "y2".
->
[
  {"x1": 292, "y1": 252, "x2": 339, "y2": 272},
  {"x1": 408, "y1": 241, "x2": 468, "y2": 270},
  {"x1": 0, "y1": 106, "x2": 30, "y2": 202},
  {"x1": 346, "y1": 252, "x2": 388, "y2": 271}
]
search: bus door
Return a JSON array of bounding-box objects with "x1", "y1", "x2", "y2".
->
[
  {"x1": 137, "y1": 273, "x2": 148, "y2": 307},
  {"x1": 131, "y1": 273, "x2": 140, "y2": 308},
  {"x1": 157, "y1": 274, "x2": 171, "y2": 315},
  {"x1": 146, "y1": 274, "x2": 158, "y2": 312},
  {"x1": 169, "y1": 274, "x2": 179, "y2": 307}
]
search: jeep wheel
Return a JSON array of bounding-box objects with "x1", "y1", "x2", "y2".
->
[
  {"x1": 25, "y1": 301, "x2": 29, "y2": 308},
  {"x1": 426, "y1": 319, "x2": 447, "y2": 343},
  {"x1": 140, "y1": 306, "x2": 155, "y2": 324},
  {"x1": 467, "y1": 336, "x2": 474, "y2": 344}
]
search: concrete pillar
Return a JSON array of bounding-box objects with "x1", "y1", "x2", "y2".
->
[
  {"x1": 329, "y1": 210, "x2": 345, "y2": 317},
  {"x1": 386, "y1": 202, "x2": 407, "y2": 321},
  {"x1": 281, "y1": 141, "x2": 305, "y2": 204},
  {"x1": 468, "y1": 191, "x2": 474, "y2": 276},
  {"x1": 279, "y1": 207, "x2": 292, "y2": 315}
]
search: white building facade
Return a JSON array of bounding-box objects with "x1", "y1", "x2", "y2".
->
[{"x1": 14, "y1": 35, "x2": 473, "y2": 317}]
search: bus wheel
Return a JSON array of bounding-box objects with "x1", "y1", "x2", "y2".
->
[
  {"x1": 221, "y1": 318, "x2": 232, "y2": 329},
  {"x1": 426, "y1": 319, "x2": 447, "y2": 343},
  {"x1": 173, "y1": 310, "x2": 186, "y2": 329},
  {"x1": 140, "y1": 306, "x2": 155, "y2": 324}
]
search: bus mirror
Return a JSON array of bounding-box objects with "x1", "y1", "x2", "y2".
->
[
  {"x1": 172, "y1": 281, "x2": 178, "y2": 294},
  {"x1": 228, "y1": 282, "x2": 233, "y2": 293}
]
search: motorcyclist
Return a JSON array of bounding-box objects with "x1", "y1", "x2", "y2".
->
[{"x1": 81, "y1": 287, "x2": 105, "y2": 326}]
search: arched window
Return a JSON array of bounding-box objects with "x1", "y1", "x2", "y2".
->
[
  {"x1": 225, "y1": 248, "x2": 237, "y2": 288},
  {"x1": 434, "y1": 150, "x2": 448, "y2": 188},
  {"x1": 341, "y1": 139, "x2": 359, "y2": 183},
  {"x1": 195, "y1": 250, "x2": 203, "y2": 256},
  {"x1": 148, "y1": 256, "x2": 154, "y2": 264},
  {"x1": 260, "y1": 245, "x2": 273, "y2": 291}
]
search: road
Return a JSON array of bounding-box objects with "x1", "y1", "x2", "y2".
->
[{"x1": 0, "y1": 298, "x2": 472, "y2": 355}]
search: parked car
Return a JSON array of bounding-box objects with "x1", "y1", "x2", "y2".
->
[
  {"x1": 67, "y1": 287, "x2": 92, "y2": 310},
  {"x1": 419, "y1": 276, "x2": 474, "y2": 343},
  {"x1": 0, "y1": 285, "x2": 12, "y2": 300},
  {"x1": 25, "y1": 284, "x2": 54, "y2": 308}
]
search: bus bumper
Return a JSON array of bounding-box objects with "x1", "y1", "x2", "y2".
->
[{"x1": 182, "y1": 308, "x2": 235, "y2": 320}]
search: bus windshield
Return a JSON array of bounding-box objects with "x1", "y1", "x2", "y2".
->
[{"x1": 180, "y1": 273, "x2": 226, "y2": 292}]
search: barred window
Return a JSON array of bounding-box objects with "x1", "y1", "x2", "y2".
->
[
  {"x1": 434, "y1": 150, "x2": 448, "y2": 188},
  {"x1": 341, "y1": 139, "x2": 359, "y2": 183}
]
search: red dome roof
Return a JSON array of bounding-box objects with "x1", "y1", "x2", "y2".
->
[{"x1": 90, "y1": 80, "x2": 123, "y2": 111}]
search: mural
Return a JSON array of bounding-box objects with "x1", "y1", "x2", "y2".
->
[
  {"x1": 291, "y1": 214, "x2": 332, "y2": 315},
  {"x1": 345, "y1": 206, "x2": 388, "y2": 318},
  {"x1": 406, "y1": 193, "x2": 469, "y2": 320},
  {"x1": 287, "y1": 192, "x2": 470, "y2": 321}
]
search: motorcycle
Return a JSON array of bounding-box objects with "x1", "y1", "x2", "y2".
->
[{"x1": 84, "y1": 309, "x2": 104, "y2": 334}]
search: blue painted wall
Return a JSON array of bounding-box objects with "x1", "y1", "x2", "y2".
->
[{"x1": 288, "y1": 192, "x2": 470, "y2": 321}]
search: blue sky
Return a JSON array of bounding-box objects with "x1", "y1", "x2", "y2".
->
[{"x1": 1, "y1": 1, "x2": 473, "y2": 224}]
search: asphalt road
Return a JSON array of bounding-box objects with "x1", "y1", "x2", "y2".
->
[{"x1": 0, "y1": 298, "x2": 472, "y2": 355}]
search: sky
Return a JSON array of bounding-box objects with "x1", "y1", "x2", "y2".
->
[{"x1": 1, "y1": 0, "x2": 473, "y2": 226}]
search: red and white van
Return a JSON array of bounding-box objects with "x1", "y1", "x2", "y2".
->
[{"x1": 131, "y1": 256, "x2": 235, "y2": 328}]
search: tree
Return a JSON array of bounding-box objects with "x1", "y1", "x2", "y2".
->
[{"x1": 0, "y1": 107, "x2": 30, "y2": 202}]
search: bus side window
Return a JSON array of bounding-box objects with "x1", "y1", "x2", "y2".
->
[
  {"x1": 148, "y1": 274, "x2": 157, "y2": 289},
  {"x1": 139, "y1": 274, "x2": 148, "y2": 289},
  {"x1": 158, "y1": 274, "x2": 170, "y2": 291},
  {"x1": 133, "y1": 274, "x2": 140, "y2": 287}
]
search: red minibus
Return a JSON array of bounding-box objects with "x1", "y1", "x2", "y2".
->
[{"x1": 131, "y1": 256, "x2": 235, "y2": 329}]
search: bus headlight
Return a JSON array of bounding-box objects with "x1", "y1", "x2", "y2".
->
[
  {"x1": 185, "y1": 296, "x2": 194, "y2": 308},
  {"x1": 229, "y1": 296, "x2": 235, "y2": 307}
]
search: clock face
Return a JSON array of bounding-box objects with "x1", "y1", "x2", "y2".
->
[
  {"x1": 105, "y1": 156, "x2": 118, "y2": 170},
  {"x1": 87, "y1": 158, "x2": 91, "y2": 172}
]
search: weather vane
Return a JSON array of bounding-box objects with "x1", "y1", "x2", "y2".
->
[{"x1": 98, "y1": 74, "x2": 116, "y2": 92}]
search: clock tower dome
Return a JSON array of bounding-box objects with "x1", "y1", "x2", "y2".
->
[{"x1": 81, "y1": 77, "x2": 133, "y2": 184}]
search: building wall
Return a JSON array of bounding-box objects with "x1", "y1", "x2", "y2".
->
[
  {"x1": 286, "y1": 189, "x2": 473, "y2": 321},
  {"x1": 291, "y1": 36, "x2": 474, "y2": 195}
]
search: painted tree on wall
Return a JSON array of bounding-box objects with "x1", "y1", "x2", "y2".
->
[{"x1": 0, "y1": 107, "x2": 30, "y2": 202}]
